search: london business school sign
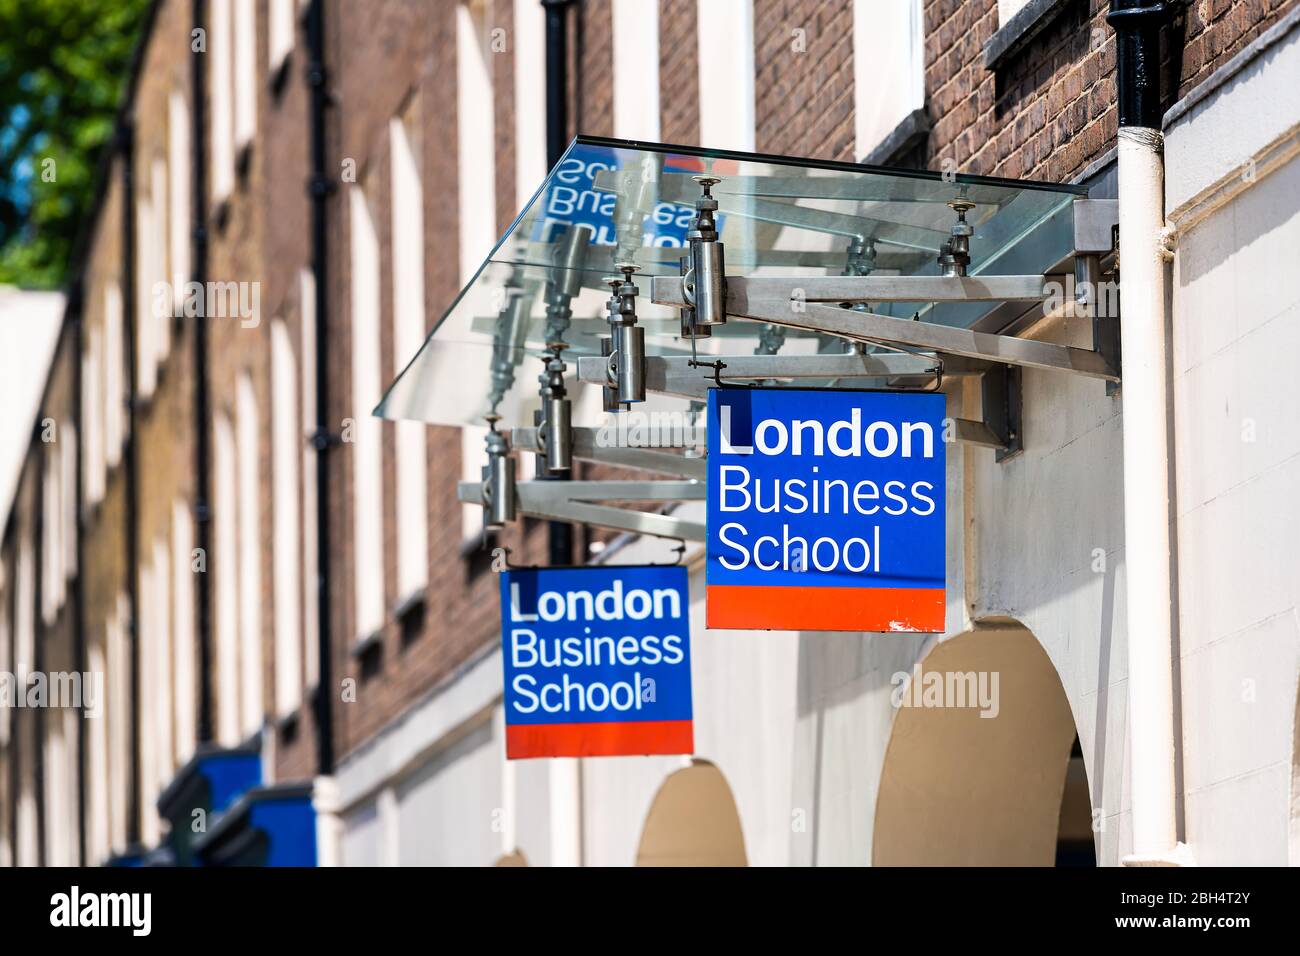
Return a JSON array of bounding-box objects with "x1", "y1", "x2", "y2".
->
[
  {"x1": 707, "y1": 388, "x2": 946, "y2": 632},
  {"x1": 500, "y1": 565, "x2": 693, "y2": 759}
]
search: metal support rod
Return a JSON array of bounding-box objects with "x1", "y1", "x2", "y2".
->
[
  {"x1": 459, "y1": 480, "x2": 706, "y2": 541},
  {"x1": 650, "y1": 275, "x2": 1120, "y2": 381},
  {"x1": 576, "y1": 352, "x2": 951, "y2": 400},
  {"x1": 512, "y1": 426, "x2": 707, "y2": 479},
  {"x1": 674, "y1": 274, "x2": 1052, "y2": 304}
]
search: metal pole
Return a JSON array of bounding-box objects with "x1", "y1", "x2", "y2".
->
[
  {"x1": 191, "y1": 0, "x2": 215, "y2": 746},
  {"x1": 307, "y1": 0, "x2": 336, "y2": 779},
  {"x1": 543, "y1": 0, "x2": 575, "y2": 566}
]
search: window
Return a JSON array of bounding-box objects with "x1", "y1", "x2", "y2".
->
[
  {"x1": 15, "y1": 526, "x2": 36, "y2": 865},
  {"x1": 62, "y1": 423, "x2": 76, "y2": 580},
  {"x1": 41, "y1": 440, "x2": 63, "y2": 625},
  {"x1": 268, "y1": 0, "x2": 295, "y2": 73},
  {"x1": 83, "y1": 321, "x2": 105, "y2": 505},
  {"x1": 271, "y1": 319, "x2": 302, "y2": 716},
  {"x1": 169, "y1": 92, "x2": 191, "y2": 308},
  {"x1": 44, "y1": 716, "x2": 69, "y2": 864},
  {"x1": 612, "y1": 0, "x2": 660, "y2": 141},
  {"x1": 236, "y1": 372, "x2": 263, "y2": 735},
  {"x1": 512, "y1": 0, "x2": 547, "y2": 208},
  {"x1": 999, "y1": 0, "x2": 1035, "y2": 21},
  {"x1": 233, "y1": 0, "x2": 258, "y2": 149},
  {"x1": 213, "y1": 413, "x2": 240, "y2": 745},
  {"x1": 697, "y1": 0, "x2": 755, "y2": 152},
  {"x1": 349, "y1": 184, "x2": 385, "y2": 640},
  {"x1": 87, "y1": 631, "x2": 110, "y2": 863},
  {"x1": 137, "y1": 555, "x2": 157, "y2": 843},
  {"x1": 210, "y1": 0, "x2": 235, "y2": 202},
  {"x1": 456, "y1": 0, "x2": 497, "y2": 285},
  {"x1": 36, "y1": 421, "x2": 79, "y2": 623},
  {"x1": 103, "y1": 282, "x2": 125, "y2": 467},
  {"x1": 457, "y1": 1, "x2": 496, "y2": 547},
  {"x1": 172, "y1": 499, "x2": 196, "y2": 763},
  {"x1": 0, "y1": 585, "x2": 9, "y2": 746},
  {"x1": 461, "y1": 425, "x2": 488, "y2": 544},
  {"x1": 390, "y1": 113, "x2": 428, "y2": 600},
  {"x1": 854, "y1": 0, "x2": 925, "y2": 162},
  {"x1": 151, "y1": 156, "x2": 171, "y2": 359},
  {"x1": 108, "y1": 593, "x2": 130, "y2": 852},
  {"x1": 16, "y1": 511, "x2": 34, "y2": 680},
  {"x1": 299, "y1": 269, "x2": 319, "y2": 688},
  {"x1": 151, "y1": 535, "x2": 174, "y2": 788},
  {"x1": 135, "y1": 193, "x2": 157, "y2": 397}
]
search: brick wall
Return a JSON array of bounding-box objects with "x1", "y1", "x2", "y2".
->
[
  {"x1": 324, "y1": 0, "x2": 549, "y2": 758},
  {"x1": 925, "y1": 0, "x2": 1299, "y2": 184},
  {"x1": 659, "y1": 0, "x2": 701, "y2": 144},
  {"x1": 576, "y1": 0, "x2": 615, "y2": 137},
  {"x1": 754, "y1": 0, "x2": 855, "y2": 160}
]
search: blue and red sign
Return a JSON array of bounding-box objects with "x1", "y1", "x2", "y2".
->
[
  {"x1": 500, "y1": 565, "x2": 693, "y2": 759},
  {"x1": 706, "y1": 388, "x2": 946, "y2": 633}
]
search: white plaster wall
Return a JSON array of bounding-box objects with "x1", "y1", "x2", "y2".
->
[
  {"x1": 1161, "y1": 13, "x2": 1300, "y2": 866},
  {"x1": 1167, "y1": 145, "x2": 1300, "y2": 868},
  {"x1": 965, "y1": 311, "x2": 1132, "y2": 865}
]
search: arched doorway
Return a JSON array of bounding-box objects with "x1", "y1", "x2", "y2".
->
[
  {"x1": 635, "y1": 759, "x2": 747, "y2": 866},
  {"x1": 872, "y1": 625, "x2": 1093, "y2": 866}
]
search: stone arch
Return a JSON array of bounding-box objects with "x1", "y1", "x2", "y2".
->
[
  {"x1": 635, "y1": 759, "x2": 747, "y2": 866},
  {"x1": 872, "y1": 625, "x2": 1091, "y2": 865}
]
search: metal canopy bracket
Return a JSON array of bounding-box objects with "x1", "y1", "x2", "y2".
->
[
  {"x1": 458, "y1": 479, "x2": 706, "y2": 542},
  {"x1": 511, "y1": 426, "x2": 706, "y2": 480},
  {"x1": 648, "y1": 275, "x2": 1121, "y2": 383}
]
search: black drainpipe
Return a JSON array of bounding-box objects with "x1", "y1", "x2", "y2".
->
[
  {"x1": 542, "y1": 0, "x2": 575, "y2": 566},
  {"x1": 1107, "y1": 0, "x2": 1177, "y2": 129},
  {"x1": 32, "y1": 424, "x2": 46, "y2": 866},
  {"x1": 306, "y1": 0, "x2": 336, "y2": 777},
  {"x1": 543, "y1": 0, "x2": 573, "y2": 166},
  {"x1": 119, "y1": 117, "x2": 143, "y2": 850},
  {"x1": 191, "y1": 0, "x2": 215, "y2": 744},
  {"x1": 70, "y1": 279, "x2": 88, "y2": 865}
]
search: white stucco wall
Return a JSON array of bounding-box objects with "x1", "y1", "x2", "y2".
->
[
  {"x1": 966, "y1": 314, "x2": 1132, "y2": 864},
  {"x1": 1164, "y1": 12, "x2": 1300, "y2": 866}
]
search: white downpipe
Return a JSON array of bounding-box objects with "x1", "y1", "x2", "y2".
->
[
  {"x1": 1116, "y1": 127, "x2": 1184, "y2": 865},
  {"x1": 312, "y1": 775, "x2": 343, "y2": 867}
]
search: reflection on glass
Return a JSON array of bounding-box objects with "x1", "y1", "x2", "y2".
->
[{"x1": 377, "y1": 136, "x2": 1086, "y2": 429}]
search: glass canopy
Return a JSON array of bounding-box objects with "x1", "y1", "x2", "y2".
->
[{"x1": 376, "y1": 136, "x2": 1087, "y2": 430}]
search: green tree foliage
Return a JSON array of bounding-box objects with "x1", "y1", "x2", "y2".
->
[{"x1": 0, "y1": 0, "x2": 153, "y2": 289}]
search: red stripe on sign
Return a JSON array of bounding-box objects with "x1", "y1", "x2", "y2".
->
[
  {"x1": 506, "y1": 720, "x2": 695, "y2": 760},
  {"x1": 706, "y1": 584, "x2": 945, "y2": 633}
]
